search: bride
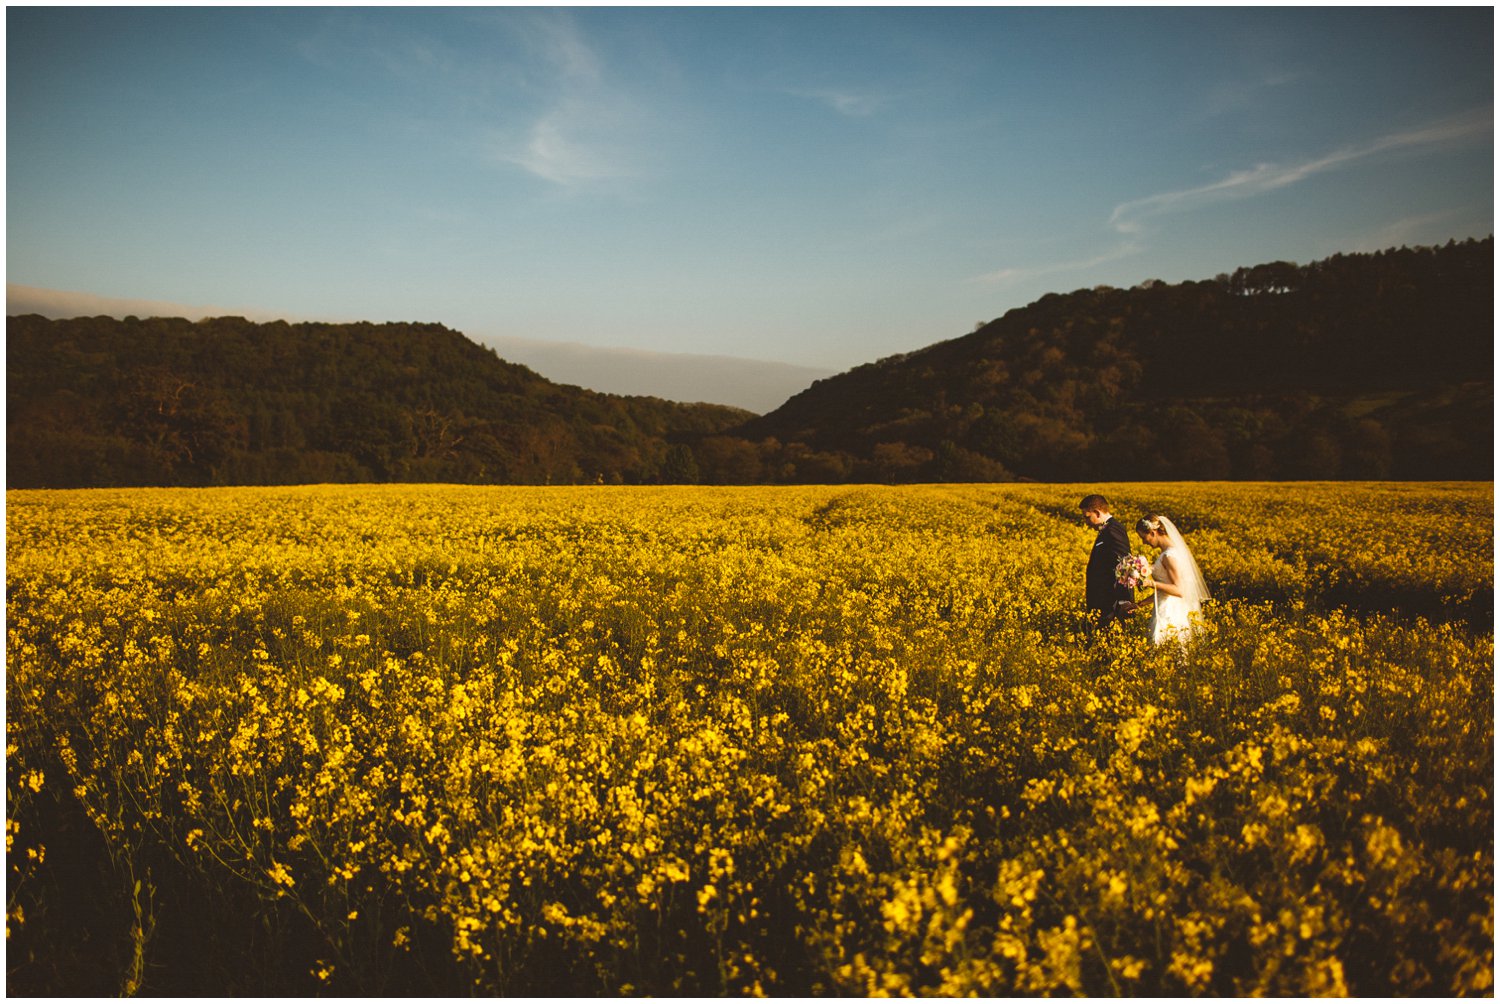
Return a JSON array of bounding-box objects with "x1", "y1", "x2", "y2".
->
[{"x1": 1129, "y1": 514, "x2": 1209, "y2": 645}]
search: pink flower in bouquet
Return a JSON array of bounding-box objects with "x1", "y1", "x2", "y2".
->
[{"x1": 1116, "y1": 553, "x2": 1152, "y2": 590}]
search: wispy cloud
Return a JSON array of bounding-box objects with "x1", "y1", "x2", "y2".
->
[
  {"x1": 491, "y1": 11, "x2": 644, "y2": 187},
  {"x1": 974, "y1": 109, "x2": 1491, "y2": 287},
  {"x1": 298, "y1": 10, "x2": 640, "y2": 188},
  {"x1": 502, "y1": 96, "x2": 641, "y2": 185},
  {"x1": 296, "y1": 12, "x2": 471, "y2": 98},
  {"x1": 1109, "y1": 108, "x2": 1492, "y2": 235},
  {"x1": 522, "y1": 10, "x2": 602, "y2": 84},
  {"x1": 972, "y1": 243, "x2": 1140, "y2": 286},
  {"x1": 794, "y1": 87, "x2": 887, "y2": 117},
  {"x1": 1202, "y1": 67, "x2": 1302, "y2": 118}
]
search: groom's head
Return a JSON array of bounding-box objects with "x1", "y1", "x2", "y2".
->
[{"x1": 1079, "y1": 494, "x2": 1111, "y2": 529}]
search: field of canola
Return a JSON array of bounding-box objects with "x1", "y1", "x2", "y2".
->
[{"x1": 6, "y1": 482, "x2": 1493, "y2": 995}]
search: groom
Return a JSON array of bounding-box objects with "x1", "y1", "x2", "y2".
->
[{"x1": 1080, "y1": 493, "x2": 1134, "y2": 634}]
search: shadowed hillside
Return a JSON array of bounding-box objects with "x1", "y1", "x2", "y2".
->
[
  {"x1": 7, "y1": 240, "x2": 1491, "y2": 488},
  {"x1": 715, "y1": 239, "x2": 1492, "y2": 483},
  {"x1": 7, "y1": 316, "x2": 749, "y2": 488}
]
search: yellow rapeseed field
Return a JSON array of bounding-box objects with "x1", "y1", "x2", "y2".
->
[{"x1": 6, "y1": 482, "x2": 1493, "y2": 994}]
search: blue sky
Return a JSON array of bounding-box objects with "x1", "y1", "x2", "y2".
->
[{"x1": 7, "y1": 7, "x2": 1493, "y2": 408}]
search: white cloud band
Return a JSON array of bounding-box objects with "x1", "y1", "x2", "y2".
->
[{"x1": 1109, "y1": 107, "x2": 1492, "y2": 235}]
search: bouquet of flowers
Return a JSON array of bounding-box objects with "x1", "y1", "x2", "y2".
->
[{"x1": 1115, "y1": 553, "x2": 1153, "y2": 590}]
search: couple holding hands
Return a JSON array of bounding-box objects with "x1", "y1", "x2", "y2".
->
[{"x1": 1080, "y1": 493, "x2": 1209, "y2": 646}]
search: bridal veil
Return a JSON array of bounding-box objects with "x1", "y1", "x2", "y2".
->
[{"x1": 1157, "y1": 516, "x2": 1209, "y2": 611}]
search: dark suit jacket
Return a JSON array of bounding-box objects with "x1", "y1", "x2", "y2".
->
[{"x1": 1086, "y1": 517, "x2": 1133, "y2": 627}]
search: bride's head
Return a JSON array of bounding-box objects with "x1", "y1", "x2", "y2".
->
[{"x1": 1136, "y1": 514, "x2": 1171, "y2": 548}]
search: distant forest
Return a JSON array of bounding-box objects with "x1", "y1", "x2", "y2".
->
[
  {"x1": 7, "y1": 238, "x2": 1492, "y2": 488},
  {"x1": 729, "y1": 238, "x2": 1493, "y2": 483},
  {"x1": 7, "y1": 318, "x2": 747, "y2": 488}
]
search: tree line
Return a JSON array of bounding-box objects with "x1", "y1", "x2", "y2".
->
[
  {"x1": 7, "y1": 238, "x2": 1491, "y2": 488},
  {"x1": 722, "y1": 238, "x2": 1492, "y2": 483},
  {"x1": 7, "y1": 316, "x2": 747, "y2": 488}
]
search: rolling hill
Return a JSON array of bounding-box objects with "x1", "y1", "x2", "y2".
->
[
  {"x1": 721, "y1": 238, "x2": 1492, "y2": 482},
  {"x1": 7, "y1": 315, "x2": 746, "y2": 488},
  {"x1": 7, "y1": 238, "x2": 1491, "y2": 488}
]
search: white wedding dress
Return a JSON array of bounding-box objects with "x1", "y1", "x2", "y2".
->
[
  {"x1": 1149, "y1": 519, "x2": 1208, "y2": 646},
  {"x1": 1151, "y1": 548, "x2": 1195, "y2": 645}
]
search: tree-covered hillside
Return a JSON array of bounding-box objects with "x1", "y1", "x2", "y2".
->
[
  {"x1": 719, "y1": 239, "x2": 1492, "y2": 482},
  {"x1": 7, "y1": 316, "x2": 748, "y2": 488},
  {"x1": 8, "y1": 240, "x2": 1491, "y2": 488}
]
